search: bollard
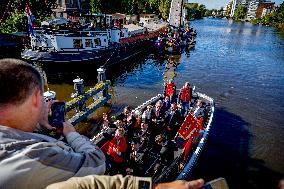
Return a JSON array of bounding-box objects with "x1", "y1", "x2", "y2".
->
[
  {"x1": 97, "y1": 67, "x2": 106, "y2": 83},
  {"x1": 97, "y1": 67, "x2": 108, "y2": 98},
  {"x1": 71, "y1": 76, "x2": 85, "y2": 111},
  {"x1": 73, "y1": 76, "x2": 85, "y2": 96},
  {"x1": 44, "y1": 90, "x2": 56, "y2": 102}
]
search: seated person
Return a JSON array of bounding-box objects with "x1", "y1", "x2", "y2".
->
[
  {"x1": 106, "y1": 128, "x2": 128, "y2": 175},
  {"x1": 126, "y1": 138, "x2": 143, "y2": 176},
  {"x1": 132, "y1": 112, "x2": 141, "y2": 136},
  {"x1": 117, "y1": 106, "x2": 131, "y2": 124},
  {"x1": 142, "y1": 105, "x2": 154, "y2": 124},
  {"x1": 125, "y1": 110, "x2": 137, "y2": 140},
  {"x1": 153, "y1": 134, "x2": 177, "y2": 176},
  {"x1": 101, "y1": 112, "x2": 110, "y2": 130},
  {"x1": 163, "y1": 95, "x2": 171, "y2": 110},
  {"x1": 193, "y1": 100, "x2": 205, "y2": 119},
  {"x1": 137, "y1": 121, "x2": 152, "y2": 150},
  {"x1": 151, "y1": 100, "x2": 166, "y2": 136},
  {"x1": 114, "y1": 119, "x2": 126, "y2": 129},
  {"x1": 91, "y1": 112, "x2": 116, "y2": 145},
  {"x1": 165, "y1": 102, "x2": 183, "y2": 140}
]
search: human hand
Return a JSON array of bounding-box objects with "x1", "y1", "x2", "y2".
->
[
  {"x1": 113, "y1": 147, "x2": 119, "y2": 153},
  {"x1": 153, "y1": 179, "x2": 204, "y2": 189},
  {"x1": 38, "y1": 100, "x2": 56, "y2": 131},
  {"x1": 113, "y1": 147, "x2": 121, "y2": 155},
  {"x1": 62, "y1": 121, "x2": 76, "y2": 137}
]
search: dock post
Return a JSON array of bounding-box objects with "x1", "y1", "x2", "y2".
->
[
  {"x1": 72, "y1": 76, "x2": 85, "y2": 111},
  {"x1": 97, "y1": 67, "x2": 108, "y2": 98}
]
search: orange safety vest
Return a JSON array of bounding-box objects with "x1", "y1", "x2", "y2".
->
[
  {"x1": 166, "y1": 83, "x2": 175, "y2": 97},
  {"x1": 180, "y1": 87, "x2": 191, "y2": 102}
]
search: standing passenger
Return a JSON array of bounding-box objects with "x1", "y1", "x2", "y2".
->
[
  {"x1": 178, "y1": 82, "x2": 192, "y2": 116},
  {"x1": 164, "y1": 79, "x2": 177, "y2": 103}
]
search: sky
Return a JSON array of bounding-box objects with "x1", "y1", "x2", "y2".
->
[{"x1": 187, "y1": 0, "x2": 283, "y2": 9}]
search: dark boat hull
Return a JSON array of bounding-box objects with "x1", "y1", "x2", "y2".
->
[{"x1": 22, "y1": 39, "x2": 155, "y2": 71}]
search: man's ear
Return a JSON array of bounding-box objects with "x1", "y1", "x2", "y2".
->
[{"x1": 31, "y1": 89, "x2": 42, "y2": 108}]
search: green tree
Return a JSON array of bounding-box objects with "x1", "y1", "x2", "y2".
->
[
  {"x1": 90, "y1": 0, "x2": 101, "y2": 13},
  {"x1": 0, "y1": 12, "x2": 26, "y2": 33},
  {"x1": 233, "y1": 5, "x2": 247, "y2": 21},
  {"x1": 148, "y1": 0, "x2": 159, "y2": 13},
  {"x1": 204, "y1": 9, "x2": 212, "y2": 17},
  {"x1": 0, "y1": 0, "x2": 56, "y2": 33},
  {"x1": 159, "y1": 0, "x2": 171, "y2": 19},
  {"x1": 184, "y1": 3, "x2": 207, "y2": 20},
  {"x1": 121, "y1": 0, "x2": 134, "y2": 14}
]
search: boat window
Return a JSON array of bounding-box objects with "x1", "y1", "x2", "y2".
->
[
  {"x1": 94, "y1": 38, "x2": 101, "y2": 46},
  {"x1": 85, "y1": 39, "x2": 93, "y2": 48},
  {"x1": 73, "y1": 39, "x2": 83, "y2": 48}
]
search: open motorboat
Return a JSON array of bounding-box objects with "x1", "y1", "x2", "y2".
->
[{"x1": 91, "y1": 83, "x2": 214, "y2": 183}]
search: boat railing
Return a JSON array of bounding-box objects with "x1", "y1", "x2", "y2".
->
[{"x1": 134, "y1": 94, "x2": 163, "y2": 115}]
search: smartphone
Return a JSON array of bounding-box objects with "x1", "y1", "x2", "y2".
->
[
  {"x1": 203, "y1": 177, "x2": 229, "y2": 189},
  {"x1": 49, "y1": 102, "x2": 65, "y2": 130}
]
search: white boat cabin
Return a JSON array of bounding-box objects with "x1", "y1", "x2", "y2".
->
[{"x1": 30, "y1": 27, "x2": 129, "y2": 52}]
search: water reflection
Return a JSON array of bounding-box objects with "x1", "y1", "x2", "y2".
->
[{"x1": 164, "y1": 55, "x2": 181, "y2": 82}]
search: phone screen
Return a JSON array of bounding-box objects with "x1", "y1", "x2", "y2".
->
[{"x1": 50, "y1": 102, "x2": 65, "y2": 129}]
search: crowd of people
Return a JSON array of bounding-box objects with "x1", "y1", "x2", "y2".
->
[
  {"x1": 155, "y1": 26, "x2": 196, "y2": 53},
  {"x1": 93, "y1": 79, "x2": 208, "y2": 178},
  {"x1": 0, "y1": 58, "x2": 206, "y2": 189}
]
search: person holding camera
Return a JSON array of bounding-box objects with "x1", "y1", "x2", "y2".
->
[
  {"x1": 0, "y1": 59, "x2": 106, "y2": 189},
  {"x1": 0, "y1": 59, "x2": 204, "y2": 189}
]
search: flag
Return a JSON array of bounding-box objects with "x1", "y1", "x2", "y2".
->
[
  {"x1": 25, "y1": 3, "x2": 35, "y2": 36},
  {"x1": 175, "y1": 112, "x2": 198, "y2": 149}
]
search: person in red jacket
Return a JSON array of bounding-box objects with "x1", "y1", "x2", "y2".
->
[
  {"x1": 178, "y1": 82, "x2": 192, "y2": 116},
  {"x1": 164, "y1": 79, "x2": 177, "y2": 103},
  {"x1": 106, "y1": 128, "x2": 128, "y2": 175}
]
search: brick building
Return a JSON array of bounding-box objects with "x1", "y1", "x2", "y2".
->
[{"x1": 256, "y1": 1, "x2": 274, "y2": 18}]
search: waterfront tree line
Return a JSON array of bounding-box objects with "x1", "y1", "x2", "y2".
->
[
  {"x1": 4, "y1": 0, "x2": 282, "y2": 34},
  {"x1": 0, "y1": 0, "x2": 173, "y2": 33},
  {"x1": 230, "y1": 2, "x2": 284, "y2": 32},
  {"x1": 0, "y1": 0, "x2": 212, "y2": 34}
]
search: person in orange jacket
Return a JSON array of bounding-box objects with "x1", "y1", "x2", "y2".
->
[
  {"x1": 164, "y1": 79, "x2": 177, "y2": 103},
  {"x1": 178, "y1": 82, "x2": 192, "y2": 116},
  {"x1": 106, "y1": 128, "x2": 128, "y2": 175}
]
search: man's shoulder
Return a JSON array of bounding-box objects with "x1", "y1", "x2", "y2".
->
[{"x1": 0, "y1": 125, "x2": 58, "y2": 144}]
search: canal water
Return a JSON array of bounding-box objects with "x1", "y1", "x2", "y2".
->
[{"x1": 46, "y1": 18, "x2": 284, "y2": 189}]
